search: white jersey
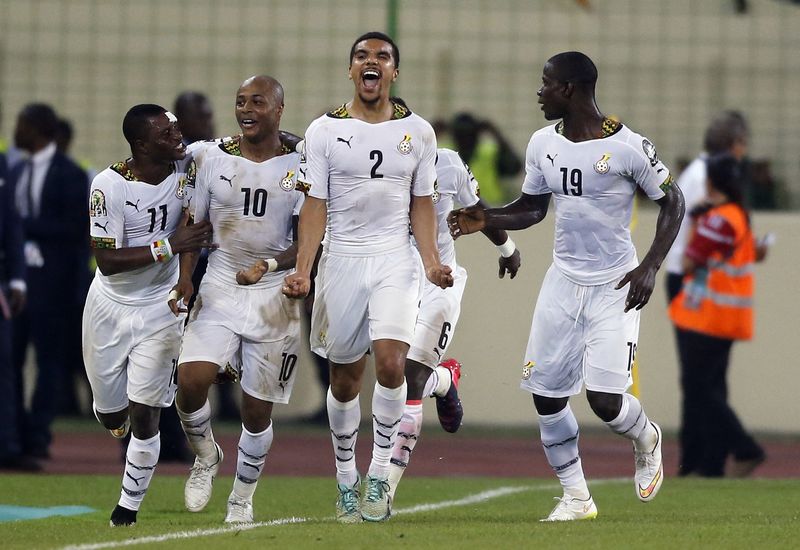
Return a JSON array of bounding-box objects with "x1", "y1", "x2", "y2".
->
[
  {"x1": 664, "y1": 154, "x2": 707, "y2": 275},
  {"x1": 300, "y1": 102, "x2": 437, "y2": 256},
  {"x1": 522, "y1": 121, "x2": 672, "y2": 285},
  {"x1": 188, "y1": 137, "x2": 304, "y2": 288},
  {"x1": 88, "y1": 157, "x2": 195, "y2": 305},
  {"x1": 428, "y1": 148, "x2": 480, "y2": 268}
]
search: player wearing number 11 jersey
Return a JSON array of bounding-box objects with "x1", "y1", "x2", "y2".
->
[{"x1": 171, "y1": 75, "x2": 305, "y2": 524}]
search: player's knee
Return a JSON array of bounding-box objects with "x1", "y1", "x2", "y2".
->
[{"x1": 586, "y1": 390, "x2": 622, "y2": 422}]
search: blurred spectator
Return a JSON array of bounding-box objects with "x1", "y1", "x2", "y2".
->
[
  {"x1": 174, "y1": 91, "x2": 216, "y2": 145},
  {"x1": 747, "y1": 158, "x2": 779, "y2": 210},
  {"x1": 668, "y1": 153, "x2": 769, "y2": 477},
  {"x1": 0, "y1": 146, "x2": 38, "y2": 471},
  {"x1": 11, "y1": 103, "x2": 89, "y2": 459},
  {"x1": 446, "y1": 112, "x2": 522, "y2": 205}
]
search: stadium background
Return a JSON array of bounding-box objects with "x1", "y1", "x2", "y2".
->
[{"x1": 1, "y1": 0, "x2": 797, "y2": 434}]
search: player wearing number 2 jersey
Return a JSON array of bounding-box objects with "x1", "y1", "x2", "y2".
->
[
  {"x1": 82, "y1": 104, "x2": 214, "y2": 526},
  {"x1": 169, "y1": 75, "x2": 305, "y2": 525},
  {"x1": 283, "y1": 32, "x2": 453, "y2": 523},
  {"x1": 449, "y1": 52, "x2": 684, "y2": 521}
]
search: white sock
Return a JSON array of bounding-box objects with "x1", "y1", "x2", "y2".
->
[
  {"x1": 368, "y1": 381, "x2": 407, "y2": 480},
  {"x1": 118, "y1": 432, "x2": 160, "y2": 511},
  {"x1": 425, "y1": 365, "x2": 452, "y2": 398},
  {"x1": 232, "y1": 422, "x2": 273, "y2": 501},
  {"x1": 387, "y1": 402, "x2": 423, "y2": 500},
  {"x1": 177, "y1": 400, "x2": 218, "y2": 465},
  {"x1": 327, "y1": 388, "x2": 360, "y2": 487},
  {"x1": 606, "y1": 393, "x2": 657, "y2": 451},
  {"x1": 538, "y1": 404, "x2": 590, "y2": 500}
]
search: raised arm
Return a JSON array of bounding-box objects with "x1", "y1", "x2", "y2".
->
[{"x1": 448, "y1": 191, "x2": 550, "y2": 238}]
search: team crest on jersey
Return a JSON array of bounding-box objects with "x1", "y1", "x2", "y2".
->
[
  {"x1": 431, "y1": 180, "x2": 440, "y2": 204},
  {"x1": 397, "y1": 133, "x2": 413, "y2": 155},
  {"x1": 280, "y1": 170, "x2": 296, "y2": 191},
  {"x1": 642, "y1": 139, "x2": 659, "y2": 167},
  {"x1": 522, "y1": 360, "x2": 535, "y2": 380},
  {"x1": 89, "y1": 189, "x2": 107, "y2": 217},
  {"x1": 175, "y1": 160, "x2": 196, "y2": 199},
  {"x1": 594, "y1": 153, "x2": 612, "y2": 174}
]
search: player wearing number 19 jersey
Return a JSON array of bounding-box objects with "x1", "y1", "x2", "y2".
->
[
  {"x1": 173, "y1": 75, "x2": 304, "y2": 524},
  {"x1": 448, "y1": 52, "x2": 684, "y2": 520}
]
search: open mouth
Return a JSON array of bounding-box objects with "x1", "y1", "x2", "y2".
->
[
  {"x1": 239, "y1": 118, "x2": 258, "y2": 130},
  {"x1": 361, "y1": 69, "x2": 381, "y2": 92}
]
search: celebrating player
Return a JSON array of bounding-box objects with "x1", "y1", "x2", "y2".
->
[
  {"x1": 82, "y1": 104, "x2": 214, "y2": 526},
  {"x1": 449, "y1": 51, "x2": 684, "y2": 520},
  {"x1": 283, "y1": 32, "x2": 452, "y2": 523},
  {"x1": 387, "y1": 144, "x2": 521, "y2": 502},
  {"x1": 171, "y1": 75, "x2": 305, "y2": 524}
]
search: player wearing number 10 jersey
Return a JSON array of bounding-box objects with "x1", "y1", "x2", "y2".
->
[{"x1": 171, "y1": 75, "x2": 305, "y2": 524}]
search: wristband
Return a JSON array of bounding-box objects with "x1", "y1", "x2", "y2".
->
[
  {"x1": 150, "y1": 238, "x2": 174, "y2": 263},
  {"x1": 496, "y1": 238, "x2": 516, "y2": 258},
  {"x1": 265, "y1": 258, "x2": 279, "y2": 273}
]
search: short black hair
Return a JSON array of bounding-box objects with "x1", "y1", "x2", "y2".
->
[
  {"x1": 349, "y1": 31, "x2": 399, "y2": 68},
  {"x1": 706, "y1": 152, "x2": 745, "y2": 206},
  {"x1": 20, "y1": 103, "x2": 58, "y2": 139},
  {"x1": 704, "y1": 110, "x2": 749, "y2": 154},
  {"x1": 173, "y1": 91, "x2": 209, "y2": 117},
  {"x1": 547, "y1": 51, "x2": 598, "y2": 90},
  {"x1": 122, "y1": 104, "x2": 166, "y2": 145}
]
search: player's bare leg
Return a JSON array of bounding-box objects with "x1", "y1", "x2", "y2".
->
[{"x1": 176, "y1": 361, "x2": 224, "y2": 512}]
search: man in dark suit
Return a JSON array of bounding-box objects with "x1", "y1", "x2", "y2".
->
[
  {"x1": 11, "y1": 103, "x2": 89, "y2": 459},
  {"x1": 0, "y1": 149, "x2": 37, "y2": 470}
]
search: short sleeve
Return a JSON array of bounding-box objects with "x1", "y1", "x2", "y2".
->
[
  {"x1": 521, "y1": 134, "x2": 548, "y2": 195},
  {"x1": 411, "y1": 122, "x2": 437, "y2": 197},
  {"x1": 89, "y1": 172, "x2": 124, "y2": 250},
  {"x1": 303, "y1": 121, "x2": 330, "y2": 201},
  {"x1": 629, "y1": 135, "x2": 671, "y2": 201}
]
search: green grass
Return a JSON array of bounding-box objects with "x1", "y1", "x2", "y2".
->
[{"x1": 1, "y1": 476, "x2": 799, "y2": 549}]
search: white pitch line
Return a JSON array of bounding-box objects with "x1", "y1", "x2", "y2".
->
[{"x1": 60, "y1": 479, "x2": 628, "y2": 550}]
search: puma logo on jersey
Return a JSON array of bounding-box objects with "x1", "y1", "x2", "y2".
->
[
  {"x1": 93, "y1": 221, "x2": 110, "y2": 234},
  {"x1": 125, "y1": 199, "x2": 140, "y2": 212},
  {"x1": 219, "y1": 174, "x2": 236, "y2": 187},
  {"x1": 337, "y1": 136, "x2": 353, "y2": 148},
  {"x1": 594, "y1": 153, "x2": 612, "y2": 174},
  {"x1": 546, "y1": 153, "x2": 558, "y2": 166}
]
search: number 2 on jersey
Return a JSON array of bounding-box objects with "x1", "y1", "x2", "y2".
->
[{"x1": 370, "y1": 150, "x2": 384, "y2": 179}]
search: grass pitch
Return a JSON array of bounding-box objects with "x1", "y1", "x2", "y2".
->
[{"x1": 1, "y1": 475, "x2": 798, "y2": 549}]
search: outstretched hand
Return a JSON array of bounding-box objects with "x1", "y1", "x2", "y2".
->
[
  {"x1": 447, "y1": 206, "x2": 487, "y2": 239},
  {"x1": 616, "y1": 261, "x2": 658, "y2": 312},
  {"x1": 499, "y1": 249, "x2": 521, "y2": 279}
]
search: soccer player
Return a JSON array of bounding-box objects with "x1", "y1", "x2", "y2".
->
[
  {"x1": 283, "y1": 32, "x2": 453, "y2": 523},
  {"x1": 170, "y1": 75, "x2": 305, "y2": 524},
  {"x1": 448, "y1": 51, "x2": 685, "y2": 521},
  {"x1": 387, "y1": 145, "x2": 521, "y2": 501},
  {"x1": 82, "y1": 104, "x2": 214, "y2": 526}
]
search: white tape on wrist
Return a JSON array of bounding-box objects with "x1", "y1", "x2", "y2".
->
[
  {"x1": 496, "y1": 238, "x2": 516, "y2": 258},
  {"x1": 168, "y1": 289, "x2": 180, "y2": 302},
  {"x1": 265, "y1": 258, "x2": 279, "y2": 273}
]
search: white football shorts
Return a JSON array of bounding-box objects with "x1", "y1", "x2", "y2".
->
[
  {"x1": 82, "y1": 282, "x2": 183, "y2": 412},
  {"x1": 520, "y1": 264, "x2": 640, "y2": 397},
  {"x1": 311, "y1": 245, "x2": 423, "y2": 364},
  {"x1": 179, "y1": 278, "x2": 301, "y2": 404},
  {"x1": 407, "y1": 264, "x2": 467, "y2": 368}
]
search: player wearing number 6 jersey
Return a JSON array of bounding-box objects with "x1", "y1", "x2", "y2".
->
[
  {"x1": 283, "y1": 32, "x2": 453, "y2": 523},
  {"x1": 83, "y1": 104, "x2": 214, "y2": 526},
  {"x1": 170, "y1": 75, "x2": 305, "y2": 524},
  {"x1": 387, "y1": 146, "x2": 521, "y2": 502},
  {"x1": 449, "y1": 52, "x2": 684, "y2": 521}
]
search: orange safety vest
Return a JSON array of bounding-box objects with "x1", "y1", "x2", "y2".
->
[{"x1": 669, "y1": 203, "x2": 755, "y2": 341}]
